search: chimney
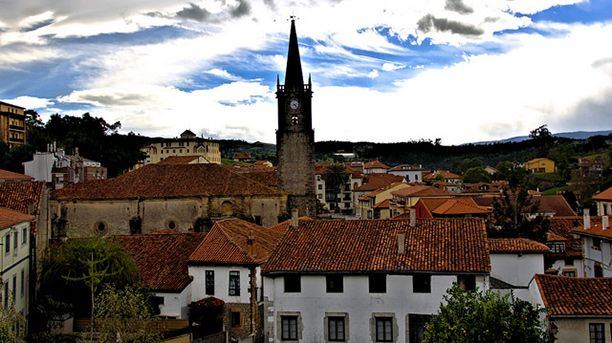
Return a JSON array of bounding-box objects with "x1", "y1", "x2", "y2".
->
[
  {"x1": 397, "y1": 233, "x2": 405, "y2": 254},
  {"x1": 247, "y1": 230, "x2": 255, "y2": 257},
  {"x1": 583, "y1": 208, "x2": 590, "y2": 230},
  {"x1": 290, "y1": 208, "x2": 299, "y2": 228},
  {"x1": 603, "y1": 216, "x2": 609, "y2": 230},
  {"x1": 409, "y1": 207, "x2": 416, "y2": 227}
]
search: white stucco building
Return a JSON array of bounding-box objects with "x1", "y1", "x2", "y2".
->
[
  {"x1": 387, "y1": 164, "x2": 425, "y2": 183},
  {"x1": 188, "y1": 218, "x2": 284, "y2": 341},
  {"x1": 573, "y1": 215, "x2": 612, "y2": 277},
  {"x1": 487, "y1": 238, "x2": 548, "y2": 301},
  {"x1": 261, "y1": 218, "x2": 491, "y2": 343},
  {"x1": 0, "y1": 207, "x2": 33, "y2": 335}
]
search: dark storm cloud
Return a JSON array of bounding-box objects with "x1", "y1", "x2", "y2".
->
[
  {"x1": 230, "y1": 0, "x2": 251, "y2": 18},
  {"x1": 417, "y1": 14, "x2": 483, "y2": 36},
  {"x1": 552, "y1": 91, "x2": 612, "y2": 132},
  {"x1": 445, "y1": 0, "x2": 473, "y2": 14},
  {"x1": 176, "y1": 3, "x2": 211, "y2": 22},
  {"x1": 592, "y1": 57, "x2": 612, "y2": 68},
  {"x1": 20, "y1": 18, "x2": 56, "y2": 32}
]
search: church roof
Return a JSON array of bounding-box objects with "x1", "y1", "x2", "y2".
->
[{"x1": 284, "y1": 19, "x2": 304, "y2": 90}]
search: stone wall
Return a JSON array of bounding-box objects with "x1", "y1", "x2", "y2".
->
[{"x1": 51, "y1": 194, "x2": 287, "y2": 238}]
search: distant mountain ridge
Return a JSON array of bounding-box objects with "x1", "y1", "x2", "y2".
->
[{"x1": 471, "y1": 130, "x2": 612, "y2": 145}]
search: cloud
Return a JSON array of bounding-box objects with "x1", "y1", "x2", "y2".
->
[
  {"x1": 417, "y1": 14, "x2": 483, "y2": 36},
  {"x1": 0, "y1": 96, "x2": 53, "y2": 109},
  {"x1": 176, "y1": 3, "x2": 211, "y2": 22},
  {"x1": 206, "y1": 68, "x2": 242, "y2": 80},
  {"x1": 382, "y1": 62, "x2": 405, "y2": 72},
  {"x1": 445, "y1": 0, "x2": 473, "y2": 14},
  {"x1": 367, "y1": 69, "x2": 379, "y2": 78},
  {"x1": 230, "y1": 0, "x2": 251, "y2": 18}
]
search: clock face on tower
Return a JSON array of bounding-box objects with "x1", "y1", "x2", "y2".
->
[{"x1": 289, "y1": 98, "x2": 300, "y2": 111}]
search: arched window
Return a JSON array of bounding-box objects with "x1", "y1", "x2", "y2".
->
[{"x1": 221, "y1": 201, "x2": 234, "y2": 216}]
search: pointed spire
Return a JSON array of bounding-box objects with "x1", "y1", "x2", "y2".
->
[
  {"x1": 284, "y1": 18, "x2": 304, "y2": 91},
  {"x1": 276, "y1": 74, "x2": 280, "y2": 87}
]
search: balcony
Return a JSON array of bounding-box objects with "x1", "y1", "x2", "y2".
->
[{"x1": 9, "y1": 124, "x2": 25, "y2": 131}]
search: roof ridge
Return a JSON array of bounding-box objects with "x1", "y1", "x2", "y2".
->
[{"x1": 216, "y1": 220, "x2": 257, "y2": 263}]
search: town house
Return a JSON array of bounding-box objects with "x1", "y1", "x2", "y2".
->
[
  {"x1": 572, "y1": 211, "x2": 611, "y2": 277},
  {"x1": 261, "y1": 218, "x2": 491, "y2": 343}
]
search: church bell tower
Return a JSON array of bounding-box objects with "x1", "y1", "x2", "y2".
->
[{"x1": 276, "y1": 18, "x2": 316, "y2": 216}]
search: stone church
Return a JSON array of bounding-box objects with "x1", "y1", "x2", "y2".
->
[{"x1": 275, "y1": 19, "x2": 317, "y2": 217}]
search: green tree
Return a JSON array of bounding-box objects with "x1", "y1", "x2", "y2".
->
[
  {"x1": 423, "y1": 285, "x2": 551, "y2": 343},
  {"x1": 494, "y1": 161, "x2": 528, "y2": 187},
  {"x1": 0, "y1": 301, "x2": 25, "y2": 342},
  {"x1": 94, "y1": 286, "x2": 161, "y2": 343},
  {"x1": 490, "y1": 186, "x2": 547, "y2": 240},
  {"x1": 40, "y1": 238, "x2": 138, "y2": 319},
  {"x1": 529, "y1": 125, "x2": 554, "y2": 156},
  {"x1": 463, "y1": 167, "x2": 491, "y2": 183}
]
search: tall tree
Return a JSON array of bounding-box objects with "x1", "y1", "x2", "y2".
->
[
  {"x1": 321, "y1": 164, "x2": 349, "y2": 212},
  {"x1": 95, "y1": 286, "x2": 161, "y2": 343},
  {"x1": 423, "y1": 285, "x2": 552, "y2": 343},
  {"x1": 490, "y1": 186, "x2": 547, "y2": 241},
  {"x1": 0, "y1": 302, "x2": 25, "y2": 342},
  {"x1": 529, "y1": 125, "x2": 554, "y2": 156}
]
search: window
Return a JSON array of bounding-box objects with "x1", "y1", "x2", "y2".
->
[
  {"x1": 12, "y1": 275, "x2": 16, "y2": 303},
  {"x1": 21, "y1": 228, "x2": 27, "y2": 245},
  {"x1": 3, "y1": 281, "x2": 8, "y2": 307},
  {"x1": 4, "y1": 235, "x2": 9, "y2": 254},
  {"x1": 326, "y1": 275, "x2": 343, "y2": 293},
  {"x1": 457, "y1": 275, "x2": 476, "y2": 291},
  {"x1": 167, "y1": 221, "x2": 177, "y2": 230},
  {"x1": 594, "y1": 263, "x2": 603, "y2": 278},
  {"x1": 205, "y1": 270, "x2": 215, "y2": 295},
  {"x1": 13, "y1": 232, "x2": 18, "y2": 254},
  {"x1": 230, "y1": 311, "x2": 241, "y2": 327},
  {"x1": 562, "y1": 270, "x2": 576, "y2": 277},
  {"x1": 589, "y1": 323, "x2": 604, "y2": 343},
  {"x1": 281, "y1": 315, "x2": 298, "y2": 341},
  {"x1": 409, "y1": 314, "x2": 432, "y2": 343},
  {"x1": 369, "y1": 274, "x2": 386, "y2": 293},
  {"x1": 549, "y1": 242, "x2": 565, "y2": 253},
  {"x1": 592, "y1": 238, "x2": 601, "y2": 250},
  {"x1": 228, "y1": 271, "x2": 240, "y2": 296},
  {"x1": 317, "y1": 175, "x2": 321, "y2": 181},
  {"x1": 284, "y1": 275, "x2": 301, "y2": 293},
  {"x1": 254, "y1": 216, "x2": 262, "y2": 225},
  {"x1": 328, "y1": 316, "x2": 346, "y2": 341},
  {"x1": 413, "y1": 274, "x2": 431, "y2": 293},
  {"x1": 318, "y1": 184, "x2": 323, "y2": 190},
  {"x1": 20, "y1": 270, "x2": 24, "y2": 298},
  {"x1": 96, "y1": 222, "x2": 107, "y2": 234},
  {"x1": 375, "y1": 317, "x2": 393, "y2": 342}
]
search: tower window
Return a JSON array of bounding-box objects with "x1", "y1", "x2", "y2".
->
[{"x1": 291, "y1": 115, "x2": 299, "y2": 125}]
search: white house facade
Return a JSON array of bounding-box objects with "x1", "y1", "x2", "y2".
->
[
  {"x1": 261, "y1": 218, "x2": 491, "y2": 343},
  {"x1": 573, "y1": 216, "x2": 612, "y2": 278}
]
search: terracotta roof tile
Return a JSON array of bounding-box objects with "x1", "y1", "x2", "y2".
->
[
  {"x1": 391, "y1": 186, "x2": 449, "y2": 197},
  {"x1": 0, "y1": 168, "x2": 32, "y2": 181},
  {"x1": 536, "y1": 195, "x2": 576, "y2": 216},
  {"x1": 189, "y1": 218, "x2": 284, "y2": 265},
  {"x1": 593, "y1": 186, "x2": 612, "y2": 201},
  {"x1": 423, "y1": 197, "x2": 491, "y2": 215},
  {"x1": 52, "y1": 164, "x2": 283, "y2": 200},
  {"x1": 113, "y1": 232, "x2": 206, "y2": 292},
  {"x1": 364, "y1": 160, "x2": 390, "y2": 170},
  {"x1": 157, "y1": 155, "x2": 205, "y2": 164},
  {"x1": 373, "y1": 199, "x2": 391, "y2": 209},
  {"x1": 241, "y1": 170, "x2": 280, "y2": 188},
  {"x1": 388, "y1": 164, "x2": 425, "y2": 172},
  {"x1": 0, "y1": 207, "x2": 34, "y2": 229},
  {"x1": 535, "y1": 274, "x2": 612, "y2": 317},
  {"x1": 488, "y1": 238, "x2": 549, "y2": 254},
  {"x1": 546, "y1": 216, "x2": 595, "y2": 258},
  {"x1": 0, "y1": 181, "x2": 45, "y2": 215},
  {"x1": 262, "y1": 218, "x2": 491, "y2": 274},
  {"x1": 573, "y1": 221, "x2": 612, "y2": 240},
  {"x1": 423, "y1": 170, "x2": 462, "y2": 180},
  {"x1": 353, "y1": 174, "x2": 404, "y2": 192},
  {"x1": 267, "y1": 217, "x2": 312, "y2": 235}
]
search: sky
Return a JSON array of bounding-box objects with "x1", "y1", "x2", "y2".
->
[{"x1": 1, "y1": 0, "x2": 611, "y2": 145}]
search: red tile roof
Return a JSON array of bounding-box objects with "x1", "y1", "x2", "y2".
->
[
  {"x1": 157, "y1": 155, "x2": 205, "y2": 164},
  {"x1": 190, "y1": 218, "x2": 284, "y2": 265},
  {"x1": 0, "y1": 207, "x2": 34, "y2": 229},
  {"x1": 593, "y1": 186, "x2": 612, "y2": 201},
  {"x1": 535, "y1": 274, "x2": 612, "y2": 317},
  {"x1": 113, "y1": 232, "x2": 206, "y2": 292},
  {"x1": 241, "y1": 170, "x2": 280, "y2": 188},
  {"x1": 364, "y1": 160, "x2": 390, "y2": 170},
  {"x1": 262, "y1": 218, "x2": 491, "y2": 275},
  {"x1": 0, "y1": 181, "x2": 45, "y2": 215},
  {"x1": 0, "y1": 168, "x2": 32, "y2": 181},
  {"x1": 488, "y1": 238, "x2": 549, "y2": 254},
  {"x1": 52, "y1": 164, "x2": 283, "y2": 200},
  {"x1": 391, "y1": 185, "x2": 450, "y2": 197},
  {"x1": 353, "y1": 174, "x2": 404, "y2": 192},
  {"x1": 267, "y1": 216, "x2": 313, "y2": 235},
  {"x1": 373, "y1": 199, "x2": 391, "y2": 209},
  {"x1": 419, "y1": 197, "x2": 490, "y2": 216},
  {"x1": 573, "y1": 221, "x2": 612, "y2": 240},
  {"x1": 424, "y1": 170, "x2": 462, "y2": 180},
  {"x1": 536, "y1": 195, "x2": 577, "y2": 216},
  {"x1": 546, "y1": 216, "x2": 596, "y2": 258}
]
